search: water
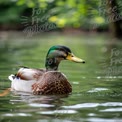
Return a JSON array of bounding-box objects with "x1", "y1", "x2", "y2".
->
[{"x1": 0, "y1": 32, "x2": 122, "y2": 122}]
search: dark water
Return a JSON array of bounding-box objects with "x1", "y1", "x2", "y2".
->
[{"x1": 0, "y1": 32, "x2": 122, "y2": 122}]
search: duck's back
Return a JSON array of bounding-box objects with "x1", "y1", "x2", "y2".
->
[{"x1": 16, "y1": 67, "x2": 45, "y2": 80}]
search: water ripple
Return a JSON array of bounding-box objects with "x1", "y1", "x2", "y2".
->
[
  {"x1": 62, "y1": 103, "x2": 99, "y2": 109},
  {"x1": 62, "y1": 102, "x2": 122, "y2": 109},
  {"x1": 37, "y1": 110, "x2": 77, "y2": 115},
  {"x1": 29, "y1": 103, "x2": 54, "y2": 108},
  {"x1": 87, "y1": 88, "x2": 109, "y2": 93},
  {"x1": 2, "y1": 113, "x2": 32, "y2": 117},
  {"x1": 83, "y1": 118, "x2": 122, "y2": 122},
  {"x1": 100, "y1": 108, "x2": 122, "y2": 112},
  {"x1": 100, "y1": 102, "x2": 122, "y2": 107}
]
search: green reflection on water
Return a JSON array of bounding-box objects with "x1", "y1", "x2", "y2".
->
[{"x1": 0, "y1": 32, "x2": 122, "y2": 122}]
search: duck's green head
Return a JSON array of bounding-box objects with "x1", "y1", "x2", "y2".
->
[{"x1": 45, "y1": 45, "x2": 85, "y2": 71}]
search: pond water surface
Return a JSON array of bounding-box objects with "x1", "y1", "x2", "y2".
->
[{"x1": 0, "y1": 32, "x2": 122, "y2": 122}]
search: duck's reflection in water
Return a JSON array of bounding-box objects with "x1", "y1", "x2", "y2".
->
[{"x1": 10, "y1": 91, "x2": 70, "y2": 112}]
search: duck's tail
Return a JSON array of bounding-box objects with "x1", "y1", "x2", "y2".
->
[{"x1": 8, "y1": 74, "x2": 16, "y2": 81}]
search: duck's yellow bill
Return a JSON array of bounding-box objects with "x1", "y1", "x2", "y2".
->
[{"x1": 66, "y1": 53, "x2": 85, "y2": 63}]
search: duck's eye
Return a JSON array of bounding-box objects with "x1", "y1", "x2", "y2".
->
[
  {"x1": 70, "y1": 54, "x2": 74, "y2": 57},
  {"x1": 71, "y1": 55, "x2": 74, "y2": 57}
]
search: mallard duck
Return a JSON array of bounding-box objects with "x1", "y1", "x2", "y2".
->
[{"x1": 9, "y1": 45, "x2": 85, "y2": 95}]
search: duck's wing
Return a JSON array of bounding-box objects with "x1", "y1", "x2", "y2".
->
[
  {"x1": 8, "y1": 67, "x2": 46, "y2": 93},
  {"x1": 10, "y1": 67, "x2": 46, "y2": 81},
  {"x1": 32, "y1": 71, "x2": 72, "y2": 95}
]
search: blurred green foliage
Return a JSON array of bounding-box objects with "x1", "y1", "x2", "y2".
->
[{"x1": 0, "y1": 0, "x2": 122, "y2": 30}]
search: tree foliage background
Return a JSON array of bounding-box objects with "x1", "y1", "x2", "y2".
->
[{"x1": 0, "y1": 0, "x2": 122, "y2": 37}]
